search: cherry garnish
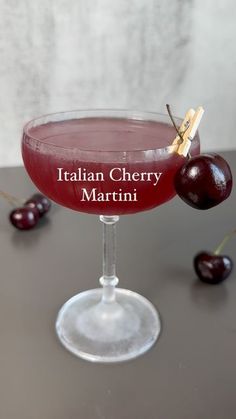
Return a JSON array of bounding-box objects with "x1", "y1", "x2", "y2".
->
[
  {"x1": 174, "y1": 153, "x2": 232, "y2": 209},
  {"x1": 165, "y1": 105, "x2": 232, "y2": 210},
  {"x1": 194, "y1": 252, "x2": 233, "y2": 284},
  {"x1": 9, "y1": 207, "x2": 39, "y2": 230}
]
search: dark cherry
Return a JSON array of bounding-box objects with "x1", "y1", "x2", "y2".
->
[
  {"x1": 31, "y1": 193, "x2": 51, "y2": 215},
  {"x1": 9, "y1": 207, "x2": 39, "y2": 230},
  {"x1": 194, "y1": 251, "x2": 233, "y2": 284},
  {"x1": 25, "y1": 198, "x2": 44, "y2": 217},
  {"x1": 175, "y1": 153, "x2": 232, "y2": 209}
]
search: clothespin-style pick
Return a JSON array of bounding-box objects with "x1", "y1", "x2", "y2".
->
[
  {"x1": 177, "y1": 106, "x2": 204, "y2": 157},
  {"x1": 172, "y1": 108, "x2": 195, "y2": 146}
]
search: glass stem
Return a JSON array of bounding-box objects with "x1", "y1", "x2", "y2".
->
[{"x1": 99, "y1": 215, "x2": 119, "y2": 303}]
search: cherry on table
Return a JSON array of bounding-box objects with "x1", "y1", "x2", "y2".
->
[
  {"x1": 9, "y1": 207, "x2": 39, "y2": 230},
  {"x1": 194, "y1": 251, "x2": 233, "y2": 284},
  {"x1": 31, "y1": 193, "x2": 51, "y2": 215},
  {"x1": 25, "y1": 193, "x2": 51, "y2": 217},
  {"x1": 175, "y1": 153, "x2": 232, "y2": 209},
  {"x1": 0, "y1": 190, "x2": 51, "y2": 230},
  {"x1": 193, "y1": 229, "x2": 235, "y2": 284},
  {"x1": 25, "y1": 198, "x2": 44, "y2": 217}
]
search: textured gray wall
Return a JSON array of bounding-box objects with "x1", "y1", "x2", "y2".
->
[{"x1": 0, "y1": 0, "x2": 236, "y2": 166}]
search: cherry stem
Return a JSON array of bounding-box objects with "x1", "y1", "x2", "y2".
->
[
  {"x1": 0, "y1": 190, "x2": 24, "y2": 207},
  {"x1": 214, "y1": 229, "x2": 236, "y2": 255},
  {"x1": 166, "y1": 104, "x2": 183, "y2": 139}
]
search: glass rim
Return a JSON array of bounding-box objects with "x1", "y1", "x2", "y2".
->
[{"x1": 22, "y1": 108, "x2": 186, "y2": 154}]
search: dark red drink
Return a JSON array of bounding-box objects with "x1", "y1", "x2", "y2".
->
[{"x1": 22, "y1": 116, "x2": 200, "y2": 215}]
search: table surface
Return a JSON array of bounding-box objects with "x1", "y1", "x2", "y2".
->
[{"x1": 0, "y1": 151, "x2": 235, "y2": 419}]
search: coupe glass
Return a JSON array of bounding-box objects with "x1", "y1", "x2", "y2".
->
[{"x1": 22, "y1": 109, "x2": 200, "y2": 362}]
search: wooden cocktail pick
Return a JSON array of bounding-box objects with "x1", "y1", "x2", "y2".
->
[
  {"x1": 172, "y1": 108, "x2": 195, "y2": 146},
  {"x1": 173, "y1": 106, "x2": 204, "y2": 157},
  {"x1": 177, "y1": 106, "x2": 204, "y2": 156}
]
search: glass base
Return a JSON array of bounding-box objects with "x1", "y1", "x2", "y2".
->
[{"x1": 55, "y1": 288, "x2": 161, "y2": 363}]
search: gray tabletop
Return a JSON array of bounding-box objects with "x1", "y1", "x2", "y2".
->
[{"x1": 0, "y1": 151, "x2": 235, "y2": 419}]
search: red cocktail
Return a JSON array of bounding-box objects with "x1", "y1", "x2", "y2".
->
[{"x1": 22, "y1": 110, "x2": 200, "y2": 362}]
